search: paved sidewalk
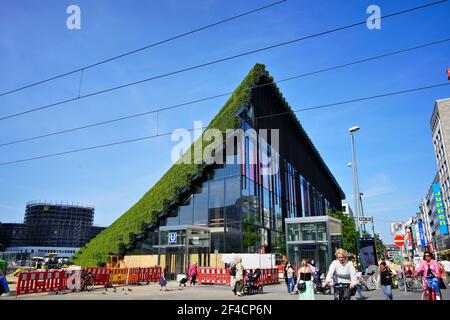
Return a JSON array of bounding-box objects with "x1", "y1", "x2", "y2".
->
[{"x1": 3, "y1": 281, "x2": 449, "y2": 300}]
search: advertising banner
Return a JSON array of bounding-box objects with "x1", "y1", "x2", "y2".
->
[
  {"x1": 358, "y1": 237, "x2": 378, "y2": 271},
  {"x1": 432, "y1": 183, "x2": 449, "y2": 235},
  {"x1": 417, "y1": 220, "x2": 426, "y2": 247},
  {"x1": 405, "y1": 227, "x2": 414, "y2": 250}
]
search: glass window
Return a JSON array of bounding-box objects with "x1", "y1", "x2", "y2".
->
[
  {"x1": 316, "y1": 222, "x2": 327, "y2": 241},
  {"x1": 225, "y1": 176, "x2": 241, "y2": 207},
  {"x1": 262, "y1": 188, "x2": 271, "y2": 228},
  {"x1": 300, "y1": 223, "x2": 316, "y2": 241},
  {"x1": 225, "y1": 154, "x2": 240, "y2": 177},
  {"x1": 208, "y1": 179, "x2": 225, "y2": 226},
  {"x1": 242, "y1": 223, "x2": 260, "y2": 253},
  {"x1": 225, "y1": 176, "x2": 241, "y2": 223},
  {"x1": 188, "y1": 229, "x2": 209, "y2": 247},
  {"x1": 166, "y1": 208, "x2": 180, "y2": 226},
  {"x1": 211, "y1": 231, "x2": 224, "y2": 253},
  {"x1": 287, "y1": 223, "x2": 300, "y2": 242},
  {"x1": 179, "y1": 195, "x2": 194, "y2": 225},
  {"x1": 224, "y1": 223, "x2": 242, "y2": 253},
  {"x1": 193, "y1": 182, "x2": 208, "y2": 225}
]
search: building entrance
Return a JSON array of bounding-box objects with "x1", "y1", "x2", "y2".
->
[{"x1": 156, "y1": 225, "x2": 210, "y2": 280}]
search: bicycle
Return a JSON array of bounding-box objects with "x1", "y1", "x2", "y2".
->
[
  {"x1": 405, "y1": 275, "x2": 423, "y2": 293},
  {"x1": 333, "y1": 283, "x2": 352, "y2": 300},
  {"x1": 420, "y1": 278, "x2": 441, "y2": 300},
  {"x1": 80, "y1": 271, "x2": 96, "y2": 292}
]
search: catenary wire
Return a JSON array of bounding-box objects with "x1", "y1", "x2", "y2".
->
[
  {"x1": 0, "y1": 81, "x2": 448, "y2": 166},
  {"x1": 0, "y1": 37, "x2": 448, "y2": 147},
  {"x1": 0, "y1": 0, "x2": 287, "y2": 97},
  {"x1": 0, "y1": 0, "x2": 447, "y2": 122}
]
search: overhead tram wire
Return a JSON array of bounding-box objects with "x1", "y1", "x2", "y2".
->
[
  {"x1": 0, "y1": 81, "x2": 448, "y2": 166},
  {"x1": 0, "y1": 0, "x2": 287, "y2": 98},
  {"x1": 0, "y1": 37, "x2": 448, "y2": 148},
  {"x1": 0, "y1": 0, "x2": 447, "y2": 122}
]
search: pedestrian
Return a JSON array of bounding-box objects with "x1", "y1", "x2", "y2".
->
[
  {"x1": 286, "y1": 262, "x2": 295, "y2": 294},
  {"x1": 188, "y1": 263, "x2": 198, "y2": 286},
  {"x1": 160, "y1": 265, "x2": 168, "y2": 291},
  {"x1": 297, "y1": 259, "x2": 314, "y2": 300},
  {"x1": 283, "y1": 261, "x2": 289, "y2": 291},
  {"x1": 229, "y1": 259, "x2": 237, "y2": 295},
  {"x1": 377, "y1": 262, "x2": 394, "y2": 300},
  {"x1": 323, "y1": 248, "x2": 358, "y2": 300},
  {"x1": 355, "y1": 271, "x2": 368, "y2": 300},
  {"x1": 441, "y1": 258, "x2": 450, "y2": 281},
  {"x1": 234, "y1": 257, "x2": 245, "y2": 297}
]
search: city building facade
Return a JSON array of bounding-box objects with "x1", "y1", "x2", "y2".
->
[
  {"x1": 419, "y1": 174, "x2": 450, "y2": 252},
  {"x1": 341, "y1": 201, "x2": 353, "y2": 217},
  {"x1": 429, "y1": 98, "x2": 450, "y2": 250},
  {"x1": 0, "y1": 201, "x2": 104, "y2": 258},
  {"x1": 123, "y1": 66, "x2": 345, "y2": 277}
]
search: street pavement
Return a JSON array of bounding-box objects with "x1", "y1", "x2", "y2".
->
[{"x1": 3, "y1": 281, "x2": 449, "y2": 300}]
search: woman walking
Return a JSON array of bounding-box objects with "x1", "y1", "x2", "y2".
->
[
  {"x1": 189, "y1": 263, "x2": 198, "y2": 286},
  {"x1": 378, "y1": 262, "x2": 394, "y2": 300},
  {"x1": 234, "y1": 257, "x2": 245, "y2": 297},
  {"x1": 160, "y1": 265, "x2": 168, "y2": 291},
  {"x1": 286, "y1": 262, "x2": 295, "y2": 294},
  {"x1": 297, "y1": 259, "x2": 315, "y2": 300}
]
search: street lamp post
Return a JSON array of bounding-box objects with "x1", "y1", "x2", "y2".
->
[
  {"x1": 349, "y1": 126, "x2": 363, "y2": 238},
  {"x1": 359, "y1": 192, "x2": 367, "y2": 234}
]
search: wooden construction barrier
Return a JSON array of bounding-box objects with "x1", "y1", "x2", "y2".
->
[{"x1": 16, "y1": 270, "x2": 66, "y2": 296}]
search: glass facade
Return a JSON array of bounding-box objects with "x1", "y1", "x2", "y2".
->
[
  {"x1": 285, "y1": 217, "x2": 343, "y2": 271},
  {"x1": 133, "y1": 107, "x2": 341, "y2": 267}
]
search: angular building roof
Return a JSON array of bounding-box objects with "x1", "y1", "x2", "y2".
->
[{"x1": 74, "y1": 64, "x2": 344, "y2": 266}]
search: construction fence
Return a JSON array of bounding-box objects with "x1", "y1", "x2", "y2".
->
[
  {"x1": 196, "y1": 268, "x2": 279, "y2": 286},
  {"x1": 15, "y1": 266, "x2": 161, "y2": 296}
]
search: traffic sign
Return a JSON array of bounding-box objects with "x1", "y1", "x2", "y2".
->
[
  {"x1": 358, "y1": 217, "x2": 373, "y2": 223},
  {"x1": 168, "y1": 232, "x2": 177, "y2": 244},
  {"x1": 394, "y1": 235, "x2": 405, "y2": 247},
  {"x1": 390, "y1": 222, "x2": 405, "y2": 235}
]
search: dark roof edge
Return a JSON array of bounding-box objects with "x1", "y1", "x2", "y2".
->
[{"x1": 257, "y1": 73, "x2": 346, "y2": 200}]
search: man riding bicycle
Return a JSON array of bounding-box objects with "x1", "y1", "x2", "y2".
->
[
  {"x1": 323, "y1": 248, "x2": 358, "y2": 300},
  {"x1": 415, "y1": 251, "x2": 443, "y2": 300}
]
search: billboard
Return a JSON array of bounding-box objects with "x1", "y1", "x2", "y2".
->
[
  {"x1": 390, "y1": 222, "x2": 405, "y2": 235},
  {"x1": 358, "y1": 237, "x2": 378, "y2": 271},
  {"x1": 406, "y1": 227, "x2": 413, "y2": 250},
  {"x1": 417, "y1": 220, "x2": 426, "y2": 247},
  {"x1": 432, "y1": 183, "x2": 449, "y2": 235}
]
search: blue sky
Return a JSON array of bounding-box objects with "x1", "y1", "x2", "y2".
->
[{"x1": 0, "y1": 0, "x2": 449, "y2": 244}]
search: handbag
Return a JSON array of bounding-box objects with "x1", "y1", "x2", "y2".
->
[{"x1": 297, "y1": 281, "x2": 306, "y2": 292}]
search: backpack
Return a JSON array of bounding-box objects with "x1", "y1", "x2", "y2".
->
[{"x1": 230, "y1": 264, "x2": 236, "y2": 276}]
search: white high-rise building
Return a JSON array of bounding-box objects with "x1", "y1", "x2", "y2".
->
[{"x1": 428, "y1": 98, "x2": 450, "y2": 250}]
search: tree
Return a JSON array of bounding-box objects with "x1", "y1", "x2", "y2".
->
[{"x1": 329, "y1": 210, "x2": 357, "y2": 254}]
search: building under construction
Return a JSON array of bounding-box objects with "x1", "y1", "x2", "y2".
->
[{"x1": 0, "y1": 201, "x2": 104, "y2": 257}]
